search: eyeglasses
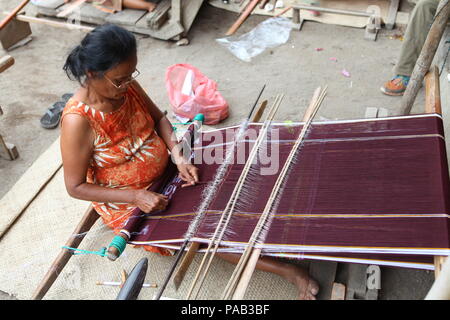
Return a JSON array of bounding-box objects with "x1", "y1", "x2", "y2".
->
[{"x1": 104, "y1": 69, "x2": 141, "y2": 89}]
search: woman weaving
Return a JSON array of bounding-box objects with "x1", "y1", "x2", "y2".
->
[{"x1": 60, "y1": 24, "x2": 319, "y2": 300}]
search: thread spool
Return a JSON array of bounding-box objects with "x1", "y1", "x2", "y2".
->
[{"x1": 107, "y1": 233, "x2": 128, "y2": 261}]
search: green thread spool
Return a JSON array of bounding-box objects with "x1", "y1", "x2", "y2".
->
[
  {"x1": 108, "y1": 235, "x2": 127, "y2": 257},
  {"x1": 194, "y1": 113, "x2": 205, "y2": 123}
]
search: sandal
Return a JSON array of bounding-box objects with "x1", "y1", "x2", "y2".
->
[
  {"x1": 40, "y1": 101, "x2": 66, "y2": 129},
  {"x1": 61, "y1": 93, "x2": 73, "y2": 103}
]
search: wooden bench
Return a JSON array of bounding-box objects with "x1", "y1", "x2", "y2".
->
[{"x1": 0, "y1": 55, "x2": 19, "y2": 161}]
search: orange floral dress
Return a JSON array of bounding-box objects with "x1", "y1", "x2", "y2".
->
[{"x1": 61, "y1": 84, "x2": 171, "y2": 255}]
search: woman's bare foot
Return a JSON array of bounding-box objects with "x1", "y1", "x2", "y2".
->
[
  {"x1": 216, "y1": 253, "x2": 319, "y2": 300},
  {"x1": 284, "y1": 264, "x2": 319, "y2": 300}
]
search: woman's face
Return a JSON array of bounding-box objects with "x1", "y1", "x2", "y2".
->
[{"x1": 87, "y1": 53, "x2": 138, "y2": 100}]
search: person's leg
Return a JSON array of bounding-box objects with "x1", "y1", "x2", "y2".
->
[
  {"x1": 122, "y1": 0, "x2": 156, "y2": 12},
  {"x1": 381, "y1": 0, "x2": 439, "y2": 96},
  {"x1": 395, "y1": 0, "x2": 439, "y2": 76},
  {"x1": 216, "y1": 252, "x2": 319, "y2": 300}
]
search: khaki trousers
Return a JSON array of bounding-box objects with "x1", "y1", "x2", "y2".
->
[{"x1": 395, "y1": 0, "x2": 440, "y2": 76}]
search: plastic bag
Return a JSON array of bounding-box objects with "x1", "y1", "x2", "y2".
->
[
  {"x1": 216, "y1": 17, "x2": 293, "y2": 62},
  {"x1": 165, "y1": 64, "x2": 229, "y2": 125}
]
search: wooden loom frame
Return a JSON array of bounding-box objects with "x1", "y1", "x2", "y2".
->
[{"x1": 31, "y1": 69, "x2": 448, "y2": 299}]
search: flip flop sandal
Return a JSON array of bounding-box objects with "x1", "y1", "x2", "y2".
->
[
  {"x1": 61, "y1": 93, "x2": 73, "y2": 103},
  {"x1": 40, "y1": 101, "x2": 66, "y2": 129}
]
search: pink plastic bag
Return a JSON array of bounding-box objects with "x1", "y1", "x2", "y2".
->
[{"x1": 165, "y1": 64, "x2": 229, "y2": 125}]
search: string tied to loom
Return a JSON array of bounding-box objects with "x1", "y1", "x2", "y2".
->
[
  {"x1": 62, "y1": 236, "x2": 127, "y2": 258},
  {"x1": 171, "y1": 114, "x2": 205, "y2": 131},
  {"x1": 62, "y1": 246, "x2": 108, "y2": 257}
]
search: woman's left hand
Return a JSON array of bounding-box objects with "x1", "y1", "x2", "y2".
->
[{"x1": 177, "y1": 163, "x2": 200, "y2": 187}]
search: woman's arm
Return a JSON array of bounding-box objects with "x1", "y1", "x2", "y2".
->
[{"x1": 60, "y1": 113, "x2": 168, "y2": 212}]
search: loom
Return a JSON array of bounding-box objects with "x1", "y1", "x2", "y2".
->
[
  {"x1": 126, "y1": 112, "x2": 450, "y2": 269},
  {"x1": 31, "y1": 69, "x2": 450, "y2": 300},
  {"x1": 112, "y1": 84, "x2": 450, "y2": 299}
]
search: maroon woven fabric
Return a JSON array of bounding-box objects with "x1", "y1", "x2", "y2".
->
[{"x1": 129, "y1": 114, "x2": 450, "y2": 269}]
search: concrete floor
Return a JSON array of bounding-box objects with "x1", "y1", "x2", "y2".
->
[{"x1": 0, "y1": 1, "x2": 439, "y2": 299}]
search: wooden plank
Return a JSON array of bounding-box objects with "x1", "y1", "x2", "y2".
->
[
  {"x1": 426, "y1": 257, "x2": 450, "y2": 299},
  {"x1": 211, "y1": 0, "x2": 394, "y2": 28},
  {"x1": 173, "y1": 242, "x2": 200, "y2": 289},
  {"x1": 385, "y1": 0, "x2": 399, "y2": 30},
  {"x1": 331, "y1": 282, "x2": 346, "y2": 300},
  {"x1": 0, "y1": 135, "x2": 18, "y2": 161},
  {"x1": 0, "y1": 55, "x2": 14, "y2": 73},
  {"x1": 252, "y1": 100, "x2": 267, "y2": 123},
  {"x1": 172, "y1": 0, "x2": 181, "y2": 22},
  {"x1": 425, "y1": 65, "x2": 442, "y2": 115},
  {"x1": 0, "y1": 119, "x2": 19, "y2": 160},
  {"x1": 10, "y1": 13, "x2": 94, "y2": 32},
  {"x1": 135, "y1": 10, "x2": 184, "y2": 39},
  {"x1": 106, "y1": 8, "x2": 147, "y2": 26},
  {"x1": 0, "y1": 18, "x2": 32, "y2": 51},
  {"x1": 435, "y1": 256, "x2": 447, "y2": 279},
  {"x1": 422, "y1": 63, "x2": 448, "y2": 283},
  {"x1": 33, "y1": 0, "x2": 66, "y2": 16},
  {"x1": 377, "y1": 107, "x2": 388, "y2": 118},
  {"x1": 364, "y1": 107, "x2": 378, "y2": 118},
  {"x1": 34, "y1": 0, "x2": 66, "y2": 9},
  {"x1": 0, "y1": 138, "x2": 61, "y2": 239},
  {"x1": 146, "y1": 0, "x2": 170, "y2": 29},
  {"x1": 179, "y1": 0, "x2": 204, "y2": 35},
  {"x1": 56, "y1": 0, "x2": 87, "y2": 18},
  {"x1": 67, "y1": 2, "x2": 110, "y2": 25}
]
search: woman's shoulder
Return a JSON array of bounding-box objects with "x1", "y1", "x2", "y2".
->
[
  {"x1": 63, "y1": 88, "x2": 89, "y2": 115},
  {"x1": 61, "y1": 88, "x2": 92, "y2": 131}
]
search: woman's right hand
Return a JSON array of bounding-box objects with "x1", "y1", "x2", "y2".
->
[{"x1": 133, "y1": 189, "x2": 169, "y2": 213}]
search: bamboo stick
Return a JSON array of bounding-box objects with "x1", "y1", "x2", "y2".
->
[
  {"x1": 173, "y1": 241, "x2": 200, "y2": 289},
  {"x1": 31, "y1": 205, "x2": 99, "y2": 300},
  {"x1": 226, "y1": 0, "x2": 260, "y2": 36},
  {"x1": 0, "y1": 0, "x2": 30, "y2": 30},
  {"x1": 225, "y1": 87, "x2": 327, "y2": 300},
  {"x1": 1, "y1": 12, "x2": 94, "y2": 32},
  {"x1": 0, "y1": 55, "x2": 14, "y2": 74},
  {"x1": 96, "y1": 281, "x2": 157, "y2": 288}
]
